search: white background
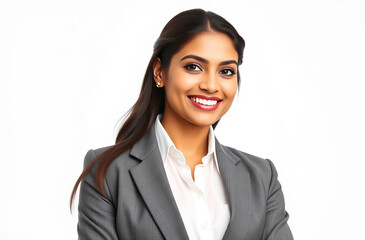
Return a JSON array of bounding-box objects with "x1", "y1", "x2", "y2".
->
[{"x1": 1, "y1": 0, "x2": 364, "y2": 239}]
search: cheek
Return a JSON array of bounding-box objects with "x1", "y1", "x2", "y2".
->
[
  {"x1": 166, "y1": 70, "x2": 196, "y2": 94},
  {"x1": 221, "y1": 80, "x2": 238, "y2": 100}
]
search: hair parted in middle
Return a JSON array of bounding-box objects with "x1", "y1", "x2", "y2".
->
[{"x1": 70, "y1": 8, "x2": 246, "y2": 208}]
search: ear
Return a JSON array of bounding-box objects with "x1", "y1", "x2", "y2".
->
[{"x1": 152, "y1": 58, "x2": 165, "y2": 87}]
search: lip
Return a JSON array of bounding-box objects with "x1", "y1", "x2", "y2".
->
[
  {"x1": 188, "y1": 95, "x2": 222, "y2": 101},
  {"x1": 187, "y1": 95, "x2": 222, "y2": 111}
]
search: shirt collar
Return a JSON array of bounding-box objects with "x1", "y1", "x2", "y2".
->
[{"x1": 154, "y1": 114, "x2": 220, "y2": 173}]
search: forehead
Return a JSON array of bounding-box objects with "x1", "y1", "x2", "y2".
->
[{"x1": 173, "y1": 31, "x2": 238, "y2": 63}]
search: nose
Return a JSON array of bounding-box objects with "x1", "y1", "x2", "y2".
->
[{"x1": 199, "y1": 71, "x2": 220, "y2": 93}]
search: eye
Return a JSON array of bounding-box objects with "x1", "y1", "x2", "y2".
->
[
  {"x1": 184, "y1": 63, "x2": 202, "y2": 72},
  {"x1": 219, "y1": 68, "x2": 236, "y2": 76}
]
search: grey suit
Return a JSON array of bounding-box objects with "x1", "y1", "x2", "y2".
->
[{"x1": 78, "y1": 124, "x2": 293, "y2": 239}]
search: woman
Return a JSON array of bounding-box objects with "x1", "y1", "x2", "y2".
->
[{"x1": 70, "y1": 9, "x2": 293, "y2": 240}]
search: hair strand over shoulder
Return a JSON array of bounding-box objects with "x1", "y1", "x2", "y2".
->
[{"x1": 70, "y1": 8, "x2": 245, "y2": 210}]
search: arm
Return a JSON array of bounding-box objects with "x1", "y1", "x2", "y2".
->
[
  {"x1": 77, "y1": 149, "x2": 118, "y2": 240},
  {"x1": 263, "y1": 159, "x2": 294, "y2": 240}
]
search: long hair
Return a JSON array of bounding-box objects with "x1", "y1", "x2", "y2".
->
[{"x1": 70, "y1": 8, "x2": 245, "y2": 209}]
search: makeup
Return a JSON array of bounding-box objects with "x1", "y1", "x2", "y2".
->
[{"x1": 188, "y1": 95, "x2": 222, "y2": 111}]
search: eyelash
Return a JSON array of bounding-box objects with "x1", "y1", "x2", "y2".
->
[
  {"x1": 183, "y1": 63, "x2": 236, "y2": 76},
  {"x1": 184, "y1": 63, "x2": 202, "y2": 72},
  {"x1": 219, "y1": 68, "x2": 236, "y2": 76}
]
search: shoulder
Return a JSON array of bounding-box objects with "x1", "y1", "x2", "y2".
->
[
  {"x1": 81, "y1": 144, "x2": 139, "y2": 202},
  {"x1": 219, "y1": 144, "x2": 272, "y2": 173},
  {"x1": 218, "y1": 143, "x2": 280, "y2": 192},
  {"x1": 82, "y1": 145, "x2": 113, "y2": 167},
  {"x1": 83, "y1": 144, "x2": 138, "y2": 173}
]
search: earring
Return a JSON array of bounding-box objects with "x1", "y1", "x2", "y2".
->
[{"x1": 156, "y1": 82, "x2": 161, "y2": 88}]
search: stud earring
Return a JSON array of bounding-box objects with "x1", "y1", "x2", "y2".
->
[{"x1": 156, "y1": 82, "x2": 161, "y2": 88}]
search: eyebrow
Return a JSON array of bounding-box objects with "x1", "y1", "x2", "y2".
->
[{"x1": 180, "y1": 54, "x2": 238, "y2": 66}]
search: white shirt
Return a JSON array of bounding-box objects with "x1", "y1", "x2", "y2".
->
[{"x1": 154, "y1": 115, "x2": 230, "y2": 240}]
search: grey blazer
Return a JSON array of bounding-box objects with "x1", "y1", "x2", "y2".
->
[{"x1": 78, "y1": 124, "x2": 293, "y2": 240}]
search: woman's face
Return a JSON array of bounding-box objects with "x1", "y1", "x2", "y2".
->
[{"x1": 155, "y1": 31, "x2": 238, "y2": 127}]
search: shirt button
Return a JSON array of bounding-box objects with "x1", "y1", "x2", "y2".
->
[{"x1": 201, "y1": 222, "x2": 207, "y2": 229}]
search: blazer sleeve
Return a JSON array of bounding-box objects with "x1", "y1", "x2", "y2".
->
[
  {"x1": 77, "y1": 149, "x2": 118, "y2": 240},
  {"x1": 263, "y1": 159, "x2": 294, "y2": 240}
]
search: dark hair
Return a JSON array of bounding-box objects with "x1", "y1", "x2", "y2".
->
[{"x1": 70, "y1": 8, "x2": 245, "y2": 209}]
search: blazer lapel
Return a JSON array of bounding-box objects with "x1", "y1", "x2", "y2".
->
[
  {"x1": 129, "y1": 125, "x2": 189, "y2": 240},
  {"x1": 216, "y1": 139, "x2": 251, "y2": 240}
]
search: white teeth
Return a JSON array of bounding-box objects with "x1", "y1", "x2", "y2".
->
[{"x1": 190, "y1": 97, "x2": 218, "y2": 106}]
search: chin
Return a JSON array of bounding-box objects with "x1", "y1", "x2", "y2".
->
[{"x1": 187, "y1": 114, "x2": 220, "y2": 127}]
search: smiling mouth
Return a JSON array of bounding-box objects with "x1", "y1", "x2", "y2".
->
[
  {"x1": 189, "y1": 96, "x2": 220, "y2": 106},
  {"x1": 187, "y1": 95, "x2": 223, "y2": 111}
]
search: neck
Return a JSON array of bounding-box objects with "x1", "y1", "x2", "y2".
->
[{"x1": 161, "y1": 115, "x2": 210, "y2": 160}]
